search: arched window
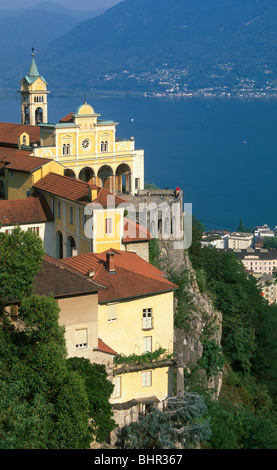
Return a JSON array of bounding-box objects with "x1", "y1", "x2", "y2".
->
[
  {"x1": 67, "y1": 144, "x2": 70, "y2": 155},
  {"x1": 63, "y1": 144, "x2": 67, "y2": 155},
  {"x1": 56, "y1": 231, "x2": 63, "y2": 259},
  {"x1": 35, "y1": 107, "x2": 43, "y2": 124},
  {"x1": 67, "y1": 236, "x2": 76, "y2": 257},
  {"x1": 101, "y1": 140, "x2": 109, "y2": 152}
]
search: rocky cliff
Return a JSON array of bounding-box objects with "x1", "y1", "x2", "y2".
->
[{"x1": 158, "y1": 244, "x2": 223, "y2": 398}]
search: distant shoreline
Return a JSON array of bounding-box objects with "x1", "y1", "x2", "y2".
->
[{"x1": 2, "y1": 89, "x2": 277, "y2": 102}]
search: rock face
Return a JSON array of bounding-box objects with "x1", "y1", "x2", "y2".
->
[{"x1": 158, "y1": 246, "x2": 223, "y2": 398}]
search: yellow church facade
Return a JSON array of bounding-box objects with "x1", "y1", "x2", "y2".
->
[{"x1": 19, "y1": 53, "x2": 144, "y2": 196}]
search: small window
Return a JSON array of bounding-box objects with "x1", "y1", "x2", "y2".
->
[
  {"x1": 113, "y1": 376, "x2": 121, "y2": 398},
  {"x1": 69, "y1": 206, "x2": 73, "y2": 224},
  {"x1": 105, "y1": 217, "x2": 112, "y2": 235},
  {"x1": 9, "y1": 170, "x2": 13, "y2": 179},
  {"x1": 57, "y1": 202, "x2": 61, "y2": 219},
  {"x1": 142, "y1": 371, "x2": 152, "y2": 387},
  {"x1": 143, "y1": 308, "x2": 153, "y2": 330},
  {"x1": 75, "y1": 328, "x2": 88, "y2": 349},
  {"x1": 107, "y1": 303, "x2": 117, "y2": 322},
  {"x1": 143, "y1": 336, "x2": 152, "y2": 353}
]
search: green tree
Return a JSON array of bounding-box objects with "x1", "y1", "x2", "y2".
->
[
  {"x1": 0, "y1": 295, "x2": 91, "y2": 449},
  {"x1": 115, "y1": 392, "x2": 211, "y2": 449},
  {"x1": 148, "y1": 238, "x2": 160, "y2": 268},
  {"x1": 67, "y1": 357, "x2": 116, "y2": 443},
  {"x1": 0, "y1": 227, "x2": 115, "y2": 448},
  {"x1": 0, "y1": 226, "x2": 44, "y2": 303},
  {"x1": 236, "y1": 218, "x2": 252, "y2": 233}
]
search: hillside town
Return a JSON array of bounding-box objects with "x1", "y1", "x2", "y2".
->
[
  {"x1": 0, "y1": 52, "x2": 187, "y2": 443},
  {"x1": 202, "y1": 224, "x2": 277, "y2": 304}
]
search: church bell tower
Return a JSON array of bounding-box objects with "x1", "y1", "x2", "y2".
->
[{"x1": 20, "y1": 49, "x2": 49, "y2": 126}]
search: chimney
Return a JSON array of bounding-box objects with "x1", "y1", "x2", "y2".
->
[{"x1": 106, "y1": 251, "x2": 116, "y2": 273}]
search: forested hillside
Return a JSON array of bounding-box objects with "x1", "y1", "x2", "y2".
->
[
  {"x1": 39, "y1": 0, "x2": 277, "y2": 96},
  {"x1": 189, "y1": 218, "x2": 277, "y2": 448}
]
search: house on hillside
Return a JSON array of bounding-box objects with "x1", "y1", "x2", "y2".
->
[
  {"x1": 0, "y1": 146, "x2": 63, "y2": 200},
  {"x1": 59, "y1": 248, "x2": 178, "y2": 414},
  {"x1": 0, "y1": 194, "x2": 54, "y2": 255},
  {"x1": 32, "y1": 255, "x2": 118, "y2": 377}
]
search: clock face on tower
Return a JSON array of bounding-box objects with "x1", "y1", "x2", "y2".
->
[{"x1": 82, "y1": 138, "x2": 90, "y2": 150}]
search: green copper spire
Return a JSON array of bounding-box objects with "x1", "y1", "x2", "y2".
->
[{"x1": 28, "y1": 48, "x2": 40, "y2": 78}]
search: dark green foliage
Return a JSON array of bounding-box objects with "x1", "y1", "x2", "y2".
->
[
  {"x1": 204, "y1": 371, "x2": 277, "y2": 449},
  {"x1": 0, "y1": 227, "x2": 115, "y2": 449},
  {"x1": 67, "y1": 357, "x2": 116, "y2": 443},
  {"x1": 148, "y1": 238, "x2": 161, "y2": 268},
  {"x1": 198, "y1": 338, "x2": 225, "y2": 379},
  {"x1": 168, "y1": 270, "x2": 196, "y2": 330},
  {"x1": 0, "y1": 295, "x2": 91, "y2": 449},
  {"x1": 115, "y1": 392, "x2": 211, "y2": 449},
  {"x1": 187, "y1": 217, "x2": 277, "y2": 448},
  {"x1": 114, "y1": 347, "x2": 169, "y2": 366},
  {"x1": 188, "y1": 216, "x2": 205, "y2": 270},
  {"x1": 263, "y1": 237, "x2": 277, "y2": 249},
  {"x1": 0, "y1": 226, "x2": 44, "y2": 303},
  {"x1": 236, "y1": 218, "x2": 252, "y2": 233}
]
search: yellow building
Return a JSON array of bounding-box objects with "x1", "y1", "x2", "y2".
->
[
  {"x1": 18, "y1": 52, "x2": 144, "y2": 195},
  {"x1": 32, "y1": 172, "x2": 129, "y2": 257},
  {"x1": 60, "y1": 249, "x2": 177, "y2": 407}
]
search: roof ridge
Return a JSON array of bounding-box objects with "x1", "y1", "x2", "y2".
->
[{"x1": 59, "y1": 253, "x2": 104, "y2": 285}]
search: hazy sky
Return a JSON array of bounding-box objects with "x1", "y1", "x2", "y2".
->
[{"x1": 0, "y1": 0, "x2": 121, "y2": 11}]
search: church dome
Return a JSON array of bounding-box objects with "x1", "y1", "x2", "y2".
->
[{"x1": 76, "y1": 103, "x2": 95, "y2": 116}]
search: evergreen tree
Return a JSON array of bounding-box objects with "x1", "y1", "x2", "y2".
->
[{"x1": 115, "y1": 393, "x2": 211, "y2": 449}]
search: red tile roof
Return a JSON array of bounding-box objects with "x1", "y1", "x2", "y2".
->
[
  {"x1": 96, "y1": 339, "x2": 119, "y2": 356},
  {"x1": 60, "y1": 249, "x2": 177, "y2": 303},
  {"x1": 34, "y1": 173, "x2": 128, "y2": 207},
  {"x1": 0, "y1": 147, "x2": 32, "y2": 163},
  {"x1": 0, "y1": 194, "x2": 53, "y2": 226},
  {"x1": 123, "y1": 217, "x2": 152, "y2": 243},
  {"x1": 0, "y1": 122, "x2": 40, "y2": 146},
  {"x1": 33, "y1": 254, "x2": 103, "y2": 298},
  {"x1": 6, "y1": 155, "x2": 53, "y2": 173},
  {"x1": 59, "y1": 113, "x2": 75, "y2": 123}
]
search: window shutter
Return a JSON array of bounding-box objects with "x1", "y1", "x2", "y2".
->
[
  {"x1": 75, "y1": 328, "x2": 88, "y2": 349},
  {"x1": 108, "y1": 303, "x2": 117, "y2": 322},
  {"x1": 113, "y1": 376, "x2": 121, "y2": 398}
]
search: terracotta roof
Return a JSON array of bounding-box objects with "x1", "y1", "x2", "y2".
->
[
  {"x1": 59, "y1": 249, "x2": 178, "y2": 303},
  {"x1": 0, "y1": 147, "x2": 32, "y2": 163},
  {"x1": 0, "y1": 122, "x2": 40, "y2": 146},
  {"x1": 34, "y1": 172, "x2": 91, "y2": 204},
  {"x1": 0, "y1": 194, "x2": 53, "y2": 226},
  {"x1": 59, "y1": 113, "x2": 75, "y2": 123},
  {"x1": 96, "y1": 338, "x2": 119, "y2": 356},
  {"x1": 34, "y1": 173, "x2": 128, "y2": 207},
  {"x1": 6, "y1": 155, "x2": 53, "y2": 173},
  {"x1": 33, "y1": 254, "x2": 104, "y2": 298},
  {"x1": 123, "y1": 218, "x2": 152, "y2": 243},
  {"x1": 89, "y1": 183, "x2": 128, "y2": 207}
]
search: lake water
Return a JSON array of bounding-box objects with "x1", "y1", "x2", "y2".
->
[{"x1": 1, "y1": 95, "x2": 277, "y2": 232}]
